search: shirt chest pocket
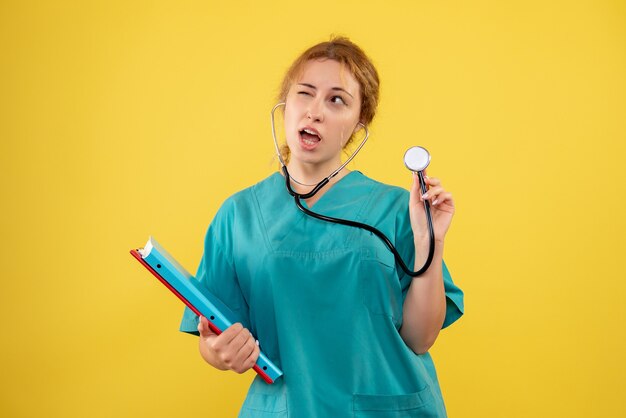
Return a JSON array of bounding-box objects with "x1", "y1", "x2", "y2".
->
[{"x1": 358, "y1": 244, "x2": 404, "y2": 325}]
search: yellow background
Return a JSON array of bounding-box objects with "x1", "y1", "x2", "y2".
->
[{"x1": 2, "y1": 1, "x2": 625, "y2": 417}]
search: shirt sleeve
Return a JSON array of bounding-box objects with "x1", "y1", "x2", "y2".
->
[
  {"x1": 179, "y1": 199, "x2": 251, "y2": 335},
  {"x1": 395, "y1": 192, "x2": 465, "y2": 329},
  {"x1": 440, "y1": 259, "x2": 464, "y2": 328}
]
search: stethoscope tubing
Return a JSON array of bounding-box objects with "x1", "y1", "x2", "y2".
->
[
  {"x1": 282, "y1": 165, "x2": 435, "y2": 278},
  {"x1": 271, "y1": 102, "x2": 435, "y2": 278}
]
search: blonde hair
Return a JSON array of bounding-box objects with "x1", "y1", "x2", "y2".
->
[{"x1": 277, "y1": 36, "x2": 380, "y2": 162}]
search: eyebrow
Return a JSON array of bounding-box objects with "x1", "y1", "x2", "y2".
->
[{"x1": 298, "y1": 83, "x2": 354, "y2": 99}]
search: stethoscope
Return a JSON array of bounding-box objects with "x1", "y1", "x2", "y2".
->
[{"x1": 271, "y1": 102, "x2": 435, "y2": 277}]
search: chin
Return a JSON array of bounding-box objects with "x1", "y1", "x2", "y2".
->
[{"x1": 290, "y1": 152, "x2": 319, "y2": 165}]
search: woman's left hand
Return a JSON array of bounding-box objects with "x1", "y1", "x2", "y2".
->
[{"x1": 409, "y1": 172, "x2": 455, "y2": 244}]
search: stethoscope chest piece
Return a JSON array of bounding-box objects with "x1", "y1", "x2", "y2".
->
[{"x1": 404, "y1": 146, "x2": 431, "y2": 172}]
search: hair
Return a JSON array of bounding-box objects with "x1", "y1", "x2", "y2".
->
[{"x1": 277, "y1": 36, "x2": 380, "y2": 162}]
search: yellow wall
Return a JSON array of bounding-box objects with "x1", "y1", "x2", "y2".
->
[{"x1": 2, "y1": 1, "x2": 625, "y2": 416}]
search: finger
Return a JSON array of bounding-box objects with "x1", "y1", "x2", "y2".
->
[
  {"x1": 198, "y1": 316, "x2": 207, "y2": 335},
  {"x1": 413, "y1": 172, "x2": 432, "y2": 194},
  {"x1": 421, "y1": 186, "x2": 446, "y2": 202},
  {"x1": 409, "y1": 172, "x2": 422, "y2": 205},
  {"x1": 227, "y1": 327, "x2": 253, "y2": 354},
  {"x1": 215, "y1": 327, "x2": 251, "y2": 368},
  {"x1": 433, "y1": 191, "x2": 454, "y2": 207},
  {"x1": 242, "y1": 343, "x2": 261, "y2": 372},
  {"x1": 198, "y1": 316, "x2": 215, "y2": 337},
  {"x1": 213, "y1": 322, "x2": 244, "y2": 350},
  {"x1": 232, "y1": 335, "x2": 258, "y2": 373},
  {"x1": 425, "y1": 176, "x2": 441, "y2": 187}
]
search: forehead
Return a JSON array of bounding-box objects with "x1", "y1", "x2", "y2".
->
[{"x1": 296, "y1": 59, "x2": 360, "y2": 95}]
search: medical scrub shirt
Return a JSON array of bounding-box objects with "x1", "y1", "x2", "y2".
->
[{"x1": 180, "y1": 171, "x2": 464, "y2": 418}]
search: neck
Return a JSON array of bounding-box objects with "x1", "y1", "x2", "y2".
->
[{"x1": 285, "y1": 159, "x2": 350, "y2": 194}]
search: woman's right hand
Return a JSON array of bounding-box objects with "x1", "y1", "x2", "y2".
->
[{"x1": 197, "y1": 316, "x2": 260, "y2": 374}]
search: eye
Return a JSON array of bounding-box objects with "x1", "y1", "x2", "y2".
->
[
  {"x1": 298, "y1": 91, "x2": 312, "y2": 97},
  {"x1": 330, "y1": 95, "x2": 346, "y2": 105}
]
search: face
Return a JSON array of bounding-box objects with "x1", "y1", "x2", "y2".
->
[{"x1": 283, "y1": 59, "x2": 362, "y2": 169}]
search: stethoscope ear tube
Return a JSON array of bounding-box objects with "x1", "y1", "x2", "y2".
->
[{"x1": 271, "y1": 102, "x2": 369, "y2": 187}]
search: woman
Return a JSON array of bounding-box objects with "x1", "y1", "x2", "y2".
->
[{"x1": 180, "y1": 36, "x2": 464, "y2": 417}]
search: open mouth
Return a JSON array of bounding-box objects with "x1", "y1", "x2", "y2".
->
[{"x1": 299, "y1": 128, "x2": 321, "y2": 146}]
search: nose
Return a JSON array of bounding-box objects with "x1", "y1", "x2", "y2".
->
[{"x1": 306, "y1": 98, "x2": 324, "y2": 122}]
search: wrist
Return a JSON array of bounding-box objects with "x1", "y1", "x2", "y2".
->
[{"x1": 414, "y1": 236, "x2": 445, "y2": 247}]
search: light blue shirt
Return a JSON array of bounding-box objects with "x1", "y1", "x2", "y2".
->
[{"x1": 180, "y1": 171, "x2": 464, "y2": 417}]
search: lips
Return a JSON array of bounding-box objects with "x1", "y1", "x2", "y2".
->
[{"x1": 298, "y1": 126, "x2": 321, "y2": 150}]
